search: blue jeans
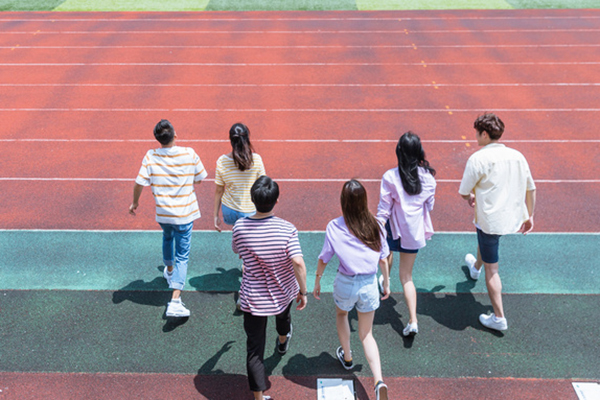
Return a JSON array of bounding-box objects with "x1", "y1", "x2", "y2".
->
[
  {"x1": 222, "y1": 204, "x2": 255, "y2": 225},
  {"x1": 160, "y1": 222, "x2": 193, "y2": 290}
]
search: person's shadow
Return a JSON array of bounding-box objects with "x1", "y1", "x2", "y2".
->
[
  {"x1": 111, "y1": 266, "x2": 189, "y2": 332},
  {"x1": 417, "y1": 266, "x2": 503, "y2": 337},
  {"x1": 282, "y1": 352, "x2": 368, "y2": 399},
  {"x1": 194, "y1": 340, "x2": 284, "y2": 400},
  {"x1": 189, "y1": 267, "x2": 243, "y2": 315}
]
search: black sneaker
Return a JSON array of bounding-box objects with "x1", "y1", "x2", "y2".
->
[
  {"x1": 336, "y1": 346, "x2": 354, "y2": 370},
  {"x1": 277, "y1": 324, "x2": 293, "y2": 354}
]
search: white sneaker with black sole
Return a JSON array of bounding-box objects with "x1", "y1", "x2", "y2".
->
[{"x1": 402, "y1": 322, "x2": 418, "y2": 337}]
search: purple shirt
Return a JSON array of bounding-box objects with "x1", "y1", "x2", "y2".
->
[
  {"x1": 319, "y1": 217, "x2": 389, "y2": 276},
  {"x1": 377, "y1": 167, "x2": 436, "y2": 250}
]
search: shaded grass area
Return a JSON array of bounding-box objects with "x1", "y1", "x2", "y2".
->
[
  {"x1": 1, "y1": 290, "x2": 598, "y2": 379},
  {"x1": 1, "y1": 231, "x2": 598, "y2": 294},
  {"x1": 0, "y1": 0, "x2": 598, "y2": 10}
]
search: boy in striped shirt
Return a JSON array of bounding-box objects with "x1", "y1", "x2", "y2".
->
[
  {"x1": 129, "y1": 119, "x2": 208, "y2": 317},
  {"x1": 232, "y1": 176, "x2": 308, "y2": 400}
]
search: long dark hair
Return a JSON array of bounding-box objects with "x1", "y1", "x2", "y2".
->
[
  {"x1": 396, "y1": 131, "x2": 436, "y2": 195},
  {"x1": 229, "y1": 123, "x2": 255, "y2": 171},
  {"x1": 341, "y1": 180, "x2": 382, "y2": 252}
]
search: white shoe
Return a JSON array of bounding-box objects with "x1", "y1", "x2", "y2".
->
[
  {"x1": 479, "y1": 313, "x2": 507, "y2": 331},
  {"x1": 163, "y1": 266, "x2": 172, "y2": 286},
  {"x1": 402, "y1": 322, "x2": 418, "y2": 337},
  {"x1": 375, "y1": 381, "x2": 388, "y2": 400},
  {"x1": 378, "y1": 275, "x2": 385, "y2": 294},
  {"x1": 465, "y1": 254, "x2": 481, "y2": 280},
  {"x1": 166, "y1": 299, "x2": 190, "y2": 317}
]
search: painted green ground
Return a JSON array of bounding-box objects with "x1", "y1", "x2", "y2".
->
[
  {"x1": 1, "y1": 290, "x2": 598, "y2": 379},
  {"x1": 1, "y1": 0, "x2": 598, "y2": 11},
  {"x1": 1, "y1": 231, "x2": 598, "y2": 294}
]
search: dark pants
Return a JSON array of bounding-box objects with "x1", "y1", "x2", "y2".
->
[{"x1": 243, "y1": 301, "x2": 293, "y2": 392}]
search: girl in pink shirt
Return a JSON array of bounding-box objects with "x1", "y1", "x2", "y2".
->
[{"x1": 377, "y1": 132, "x2": 436, "y2": 337}]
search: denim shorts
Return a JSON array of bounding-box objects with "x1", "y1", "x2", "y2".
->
[
  {"x1": 333, "y1": 272, "x2": 380, "y2": 313},
  {"x1": 477, "y1": 228, "x2": 501, "y2": 264},
  {"x1": 385, "y1": 221, "x2": 418, "y2": 254},
  {"x1": 222, "y1": 204, "x2": 255, "y2": 225}
]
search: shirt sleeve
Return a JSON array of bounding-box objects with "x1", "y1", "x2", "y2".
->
[
  {"x1": 193, "y1": 149, "x2": 208, "y2": 182},
  {"x1": 256, "y1": 154, "x2": 266, "y2": 177},
  {"x1": 318, "y1": 223, "x2": 335, "y2": 263},
  {"x1": 376, "y1": 172, "x2": 394, "y2": 223},
  {"x1": 231, "y1": 226, "x2": 239, "y2": 254},
  {"x1": 286, "y1": 229, "x2": 303, "y2": 259},
  {"x1": 215, "y1": 156, "x2": 225, "y2": 186},
  {"x1": 458, "y1": 157, "x2": 480, "y2": 196},
  {"x1": 425, "y1": 175, "x2": 436, "y2": 212},
  {"x1": 380, "y1": 228, "x2": 390, "y2": 259},
  {"x1": 523, "y1": 160, "x2": 536, "y2": 191},
  {"x1": 135, "y1": 154, "x2": 151, "y2": 187}
]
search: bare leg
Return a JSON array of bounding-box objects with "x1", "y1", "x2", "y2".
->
[
  {"x1": 386, "y1": 252, "x2": 394, "y2": 277},
  {"x1": 399, "y1": 252, "x2": 418, "y2": 325},
  {"x1": 335, "y1": 306, "x2": 352, "y2": 362},
  {"x1": 483, "y1": 261, "x2": 504, "y2": 318},
  {"x1": 474, "y1": 246, "x2": 484, "y2": 271},
  {"x1": 357, "y1": 310, "x2": 383, "y2": 385},
  {"x1": 172, "y1": 289, "x2": 181, "y2": 300},
  {"x1": 253, "y1": 391, "x2": 264, "y2": 400}
]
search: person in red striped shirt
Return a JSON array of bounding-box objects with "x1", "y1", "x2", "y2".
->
[
  {"x1": 232, "y1": 176, "x2": 308, "y2": 400},
  {"x1": 129, "y1": 119, "x2": 208, "y2": 318}
]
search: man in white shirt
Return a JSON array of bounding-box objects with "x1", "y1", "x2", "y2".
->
[
  {"x1": 129, "y1": 119, "x2": 208, "y2": 318},
  {"x1": 459, "y1": 113, "x2": 536, "y2": 331}
]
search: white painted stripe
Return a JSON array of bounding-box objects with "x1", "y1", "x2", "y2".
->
[
  {"x1": 0, "y1": 177, "x2": 597, "y2": 183},
  {"x1": 1, "y1": 83, "x2": 599, "y2": 88},
  {"x1": 0, "y1": 16, "x2": 599, "y2": 22},
  {"x1": 1, "y1": 62, "x2": 599, "y2": 67},
  {"x1": 1, "y1": 44, "x2": 599, "y2": 49},
  {"x1": 1, "y1": 29, "x2": 599, "y2": 34},
  {"x1": 1, "y1": 108, "x2": 599, "y2": 112},
  {"x1": 1, "y1": 139, "x2": 598, "y2": 144}
]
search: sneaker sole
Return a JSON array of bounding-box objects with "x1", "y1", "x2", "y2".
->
[
  {"x1": 166, "y1": 311, "x2": 190, "y2": 318},
  {"x1": 376, "y1": 385, "x2": 388, "y2": 400},
  {"x1": 336, "y1": 347, "x2": 354, "y2": 370}
]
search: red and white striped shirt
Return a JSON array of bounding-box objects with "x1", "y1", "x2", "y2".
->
[
  {"x1": 135, "y1": 146, "x2": 208, "y2": 225},
  {"x1": 232, "y1": 216, "x2": 303, "y2": 316}
]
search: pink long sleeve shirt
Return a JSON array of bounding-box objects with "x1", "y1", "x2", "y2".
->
[{"x1": 376, "y1": 167, "x2": 436, "y2": 250}]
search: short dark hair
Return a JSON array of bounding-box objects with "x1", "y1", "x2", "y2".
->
[
  {"x1": 251, "y1": 176, "x2": 279, "y2": 213},
  {"x1": 474, "y1": 113, "x2": 504, "y2": 140},
  {"x1": 154, "y1": 119, "x2": 175, "y2": 145}
]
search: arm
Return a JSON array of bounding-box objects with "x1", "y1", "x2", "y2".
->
[
  {"x1": 379, "y1": 257, "x2": 390, "y2": 300},
  {"x1": 292, "y1": 256, "x2": 308, "y2": 310},
  {"x1": 313, "y1": 258, "x2": 328, "y2": 300},
  {"x1": 518, "y1": 189, "x2": 536, "y2": 234},
  {"x1": 129, "y1": 183, "x2": 144, "y2": 216},
  {"x1": 462, "y1": 193, "x2": 476, "y2": 208},
  {"x1": 213, "y1": 184, "x2": 225, "y2": 232}
]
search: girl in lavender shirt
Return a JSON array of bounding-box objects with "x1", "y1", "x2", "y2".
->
[
  {"x1": 377, "y1": 132, "x2": 436, "y2": 337},
  {"x1": 314, "y1": 180, "x2": 390, "y2": 400}
]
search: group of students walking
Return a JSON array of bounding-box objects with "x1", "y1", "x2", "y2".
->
[{"x1": 129, "y1": 113, "x2": 536, "y2": 400}]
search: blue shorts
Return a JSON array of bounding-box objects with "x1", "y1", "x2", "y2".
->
[
  {"x1": 385, "y1": 221, "x2": 418, "y2": 254},
  {"x1": 333, "y1": 272, "x2": 380, "y2": 313},
  {"x1": 477, "y1": 228, "x2": 501, "y2": 264},
  {"x1": 222, "y1": 204, "x2": 255, "y2": 226}
]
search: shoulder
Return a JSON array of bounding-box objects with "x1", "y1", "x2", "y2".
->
[
  {"x1": 252, "y1": 153, "x2": 263, "y2": 162},
  {"x1": 418, "y1": 167, "x2": 436, "y2": 185},
  {"x1": 273, "y1": 216, "x2": 297, "y2": 232}
]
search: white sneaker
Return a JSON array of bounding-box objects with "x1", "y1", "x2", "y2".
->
[
  {"x1": 479, "y1": 313, "x2": 507, "y2": 331},
  {"x1": 375, "y1": 381, "x2": 388, "y2": 400},
  {"x1": 378, "y1": 275, "x2": 385, "y2": 294},
  {"x1": 166, "y1": 299, "x2": 190, "y2": 317},
  {"x1": 465, "y1": 254, "x2": 481, "y2": 280},
  {"x1": 402, "y1": 322, "x2": 418, "y2": 337},
  {"x1": 163, "y1": 266, "x2": 172, "y2": 286}
]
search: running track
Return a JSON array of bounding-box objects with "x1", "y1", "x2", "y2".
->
[{"x1": 0, "y1": 9, "x2": 599, "y2": 400}]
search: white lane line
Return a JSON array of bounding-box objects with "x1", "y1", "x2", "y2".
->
[
  {"x1": 1, "y1": 139, "x2": 598, "y2": 144},
  {"x1": 1, "y1": 44, "x2": 599, "y2": 49},
  {"x1": 0, "y1": 16, "x2": 599, "y2": 22},
  {"x1": 1, "y1": 108, "x2": 600, "y2": 112},
  {"x1": 1, "y1": 29, "x2": 599, "y2": 34},
  {"x1": 1, "y1": 62, "x2": 598, "y2": 66},
  {"x1": 1, "y1": 83, "x2": 599, "y2": 88},
  {"x1": 0, "y1": 177, "x2": 598, "y2": 183}
]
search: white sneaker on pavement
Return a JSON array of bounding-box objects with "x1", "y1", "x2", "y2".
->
[
  {"x1": 465, "y1": 254, "x2": 481, "y2": 280},
  {"x1": 479, "y1": 313, "x2": 508, "y2": 331},
  {"x1": 166, "y1": 299, "x2": 190, "y2": 317},
  {"x1": 163, "y1": 266, "x2": 172, "y2": 286}
]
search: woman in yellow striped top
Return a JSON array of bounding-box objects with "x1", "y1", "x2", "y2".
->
[{"x1": 214, "y1": 123, "x2": 266, "y2": 232}]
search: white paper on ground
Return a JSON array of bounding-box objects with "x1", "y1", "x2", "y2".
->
[
  {"x1": 572, "y1": 382, "x2": 600, "y2": 400},
  {"x1": 317, "y1": 378, "x2": 355, "y2": 400}
]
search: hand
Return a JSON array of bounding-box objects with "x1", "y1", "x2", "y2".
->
[
  {"x1": 467, "y1": 193, "x2": 476, "y2": 208},
  {"x1": 296, "y1": 293, "x2": 307, "y2": 310},
  {"x1": 313, "y1": 282, "x2": 321, "y2": 300},
  {"x1": 214, "y1": 216, "x2": 222, "y2": 232},
  {"x1": 381, "y1": 278, "x2": 390, "y2": 300},
  {"x1": 518, "y1": 216, "x2": 534, "y2": 235},
  {"x1": 129, "y1": 203, "x2": 138, "y2": 216}
]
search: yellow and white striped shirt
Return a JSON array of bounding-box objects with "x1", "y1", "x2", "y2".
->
[
  {"x1": 215, "y1": 153, "x2": 266, "y2": 213},
  {"x1": 136, "y1": 146, "x2": 208, "y2": 225}
]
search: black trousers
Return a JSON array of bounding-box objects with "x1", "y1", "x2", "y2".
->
[{"x1": 243, "y1": 301, "x2": 293, "y2": 392}]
